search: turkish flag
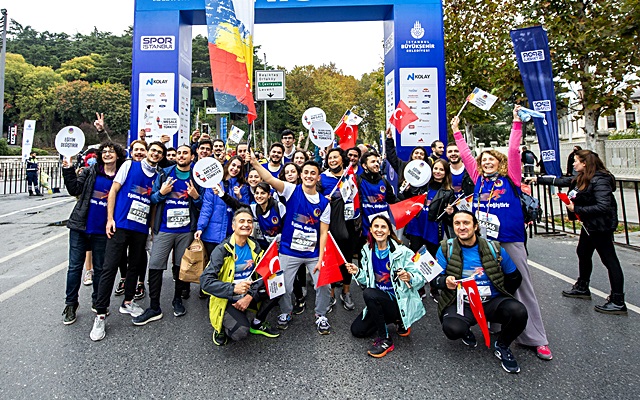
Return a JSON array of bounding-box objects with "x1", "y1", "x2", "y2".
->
[
  {"x1": 388, "y1": 100, "x2": 419, "y2": 133},
  {"x1": 389, "y1": 193, "x2": 426, "y2": 229},
  {"x1": 255, "y1": 240, "x2": 280, "y2": 283},
  {"x1": 316, "y1": 233, "x2": 346, "y2": 288},
  {"x1": 335, "y1": 119, "x2": 358, "y2": 150},
  {"x1": 460, "y1": 279, "x2": 491, "y2": 348}
]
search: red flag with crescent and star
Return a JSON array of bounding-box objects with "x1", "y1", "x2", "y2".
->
[
  {"x1": 460, "y1": 278, "x2": 491, "y2": 348},
  {"x1": 334, "y1": 110, "x2": 362, "y2": 150},
  {"x1": 389, "y1": 100, "x2": 419, "y2": 133},
  {"x1": 316, "y1": 233, "x2": 346, "y2": 288},
  {"x1": 389, "y1": 193, "x2": 426, "y2": 229},
  {"x1": 255, "y1": 240, "x2": 280, "y2": 285}
]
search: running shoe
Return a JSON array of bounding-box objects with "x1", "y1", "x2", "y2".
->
[
  {"x1": 114, "y1": 278, "x2": 125, "y2": 296},
  {"x1": 341, "y1": 292, "x2": 355, "y2": 311},
  {"x1": 134, "y1": 283, "x2": 146, "y2": 300},
  {"x1": 494, "y1": 341, "x2": 520, "y2": 373},
  {"x1": 90, "y1": 315, "x2": 106, "y2": 342},
  {"x1": 396, "y1": 321, "x2": 411, "y2": 337},
  {"x1": 213, "y1": 330, "x2": 227, "y2": 346},
  {"x1": 172, "y1": 299, "x2": 187, "y2": 317},
  {"x1": 315, "y1": 315, "x2": 331, "y2": 335},
  {"x1": 119, "y1": 301, "x2": 144, "y2": 318},
  {"x1": 327, "y1": 296, "x2": 337, "y2": 313},
  {"x1": 536, "y1": 345, "x2": 553, "y2": 360},
  {"x1": 367, "y1": 337, "x2": 394, "y2": 358},
  {"x1": 83, "y1": 270, "x2": 93, "y2": 286},
  {"x1": 132, "y1": 308, "x2": 163, "y2": 326},
  {"x1": 277, "y1": 313, "x2": 291, "y2": 330},
  {"x1": 293, "y1": 299, "x2": 306, "y2": 315},
  {"x1": 250, "y1": 321, "x2": 280, "y2": 338},
  {"x1": 462, "y1": 330, "x2": 477, "y2": 348}
]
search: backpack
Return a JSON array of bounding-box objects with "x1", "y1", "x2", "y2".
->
[{"x1": 505, "y1": 176, "x2": 542, "y2": 224}]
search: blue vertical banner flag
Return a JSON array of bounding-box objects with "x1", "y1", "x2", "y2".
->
[{"x1": 510, "y1": 26, "x2": 562, "y2": 177}]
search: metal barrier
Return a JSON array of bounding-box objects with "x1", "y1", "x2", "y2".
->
[
  {"x1": 533, "y1": 177, "x2": 640, "y2": 249},
  {"x1": 0, "y1": 159, "x2": 64, "y2": 195}
]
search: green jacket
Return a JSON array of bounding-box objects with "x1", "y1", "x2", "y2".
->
[
  {"x1": 355, "y1": 240, "x2": 426, "y2": 329},
  {"x1": 200, "y1": 235, "x2": 263, "y2": 333}
]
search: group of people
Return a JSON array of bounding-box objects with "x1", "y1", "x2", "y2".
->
[{"x1": 60, "y1": 104, "x2": 626, "y2": 374}]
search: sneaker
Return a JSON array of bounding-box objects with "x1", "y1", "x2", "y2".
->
[
  {"x1": 114, "y1": 278, "x2": 125, "y2": 296},
  {"x1": 396, "y1": 321, "x2": 411, "y2": 337},
  {"x1": 462, "y1": 330, "x2": 477, "y2": 348},
  {"x1": 429, "y1": 288, "x2": 440, "y2": 304},
  {"x1": 536, "y1": 345, "x2": 553, "y2": 361},
  {"x1": 277, "y1": 313, "x2": 291, "y2": 330},
  {"x1": 315, "y1": 315, "x2": 331, "y2": 335},
  {"x1": 119, "y1": 301, "x2": 144, "y2": 318},
  {"x1": 132, "y1": 308, "x2": 163, "y2": 326},
  {"x1": 341, "y1": 292, "x2": 355, "y2": 311},
  {"x1": 181, "y1": 288, "x2": 190, "y2": 299},
  {"x1": 172, "y1": 299, "x2": 187, "y2": 317},
  {"x1": 212, "y1": 330, "x2": 227, "y2": 346},
  {"x1": 134, "y1": 283, "x2": 146, "y2": 300},
  {"x1": 83, "y1": 270, "x2": 93, "y2": 286},
  {"x1": 494, "y1": 341, "x2": 520, "y2": 373},
  {"x1": 293, "y1": 298, "x2": 306, "y2": 315},
  {"x1": 327, "y1": 296, "x2": 337, "y2": 313},
  {"x1": 62, "y1": 304, "x2": 78, "y2": 325},
  {"x1": 90, "y1": 315, "x2": 106, "y2": 341},
  {"x1": 367, "y1": 337, "x2": 395, "y2": 358},
  {"x1": 250, "y1": 321, "x2": 280, "y2": 338},
  {"x1": 198, "y1": 289, "x2": 208, "y2": 299}
]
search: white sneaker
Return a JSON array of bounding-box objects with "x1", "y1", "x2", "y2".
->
[
  {"x1": 83, "y1": 270, "x2": 93, "y2": 286},
  {"x1": 119, "y1": 301, "x2": 144, "y2": 317},
  {"x1": 90, "y1": 315, "x2": 106, "y2": 341}
]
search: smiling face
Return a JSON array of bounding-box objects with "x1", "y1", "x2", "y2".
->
[
  {"x1": 432, "y1": 162, "x2": 446, "y2": 182},
  {"x1": 446, "y1": 145, "x2": 460, "y2": 163},
  {"x1": 101, "y1": 147, "x2": 116, "y2": 165},
  {"x1": 147, "y1": 144, "x2": 164, "y2": 165},
  {"x1": 198, "y1": 143, "x2": 212, "y2": 159},
  {"x1": 269, "y1": 146, "x2": 283, "y2": 164},
  {"x1": 453, "y1": 212, "x2": 477, "y2": 243},
  {"x1": 247, "y1": 170, "x2": 261, "y2": 187},
  {"x1": 481, "y1": 152, "x2": 499, "y2": 175},
  {"x1": 364, "y1": 155, "x2": 381, "y2": 174},
  {"x1": 284, "y1": 164, "x2": 299, "y2": 183},
  {"x1": 131, "y1": 143, "x2": 147, "y2": 161},
  {"x1": 232, "y1": 211, "x2": 254, "y2": 238},
  {"x1": 347, "y1": 150, "x2": 360, "y2": 166},
  {"x1": 253, "y1": 186, "x2": 270, "y2": 205},
  {"x1": 327, "y1": 151, "x2": 343, "y2": 170},
  {"x1": 176, "y1": 146, "x2": 193, "y2": 168},
  {"x1": 293, "y1": 151, "x2": 306, "y2": 167},
  {"x1": 300, "y1": 164, "x2": 320, "y2": 189},
  {"x1": 236, "y1": 144, "x2": 249, "y2": 161},
  {"x1": 370, "y1": 217, "x2": 390, "y2": 245},
  {"x1": 411, "y1": 148, "x2": 426, "y2": 161},
  {"x1": 213, "y1": 141, "x2": 225, "y2": 156},
  {"x1": 227, "y1": 159, "x2": 242, "y2": 178},
  {"x1": 432, "y1": 141, "x2": 444, "y2": 157}
]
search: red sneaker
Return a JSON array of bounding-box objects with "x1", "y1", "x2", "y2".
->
[{"x1": 536, "y1": 345, "x2": 553, "y2": 360}]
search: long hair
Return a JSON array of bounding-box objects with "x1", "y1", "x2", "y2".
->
[
  {"x1": 279, "y1": 162, "x2": 301, "y2": 184},
  {"x1": 432, "y1": 159, "x2": 452, "y2": 190},
  {"x1": 574, "y1": 149, "x2": 611, "y2": 190},
  {"x1": 224, "y1": 155, "x2": 246, "y2": 184},
  {"x1": 98, "y1": 141, "x2": 127, "y2": 170},
  {"x1": 476, "y1": 149, "x2": 509, "y2": 177},
  {"x1": 367, "y1": 214, "x2": 401, "y2": 249}
]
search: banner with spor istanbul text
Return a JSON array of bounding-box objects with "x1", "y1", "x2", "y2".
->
[{"x1": 510, "y1": 26, "x2": 562, "y2": 177}]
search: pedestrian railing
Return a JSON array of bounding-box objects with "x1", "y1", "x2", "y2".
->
[
  {"x1": 531, "y1": 177, "x2": 640, "y2": 249},
  {"x1": 0, "y1": 158, "x2": 64, "y2": 195}
]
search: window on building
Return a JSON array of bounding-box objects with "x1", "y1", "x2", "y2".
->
[
  {"x1": 606, "y1": 115, "x2": 617, "y2": 129},
  {"x1": 626, "y1": 112, "x2": 637, "y2": 129}
]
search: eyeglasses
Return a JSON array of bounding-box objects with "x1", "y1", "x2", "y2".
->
[
  {"x1": 149, "y1": 148, "x2": 163, "y2": 154},
  {"x1": 102, "y1": 149, "x2": 115, "y2": 154}
]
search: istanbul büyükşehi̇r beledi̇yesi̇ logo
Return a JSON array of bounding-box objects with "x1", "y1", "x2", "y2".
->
[{"x1": 411, "y1": 21, "x2": 425, "y2": 39}]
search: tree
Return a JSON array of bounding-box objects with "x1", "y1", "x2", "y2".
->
[
  {"x1": 356, "y1": 66, "x2": 385, "y2": 145},
  {"x1": 521, "y1": 0, "x2": 640, "y2": 150},
  {"x1": 57, "y1": 54, "x2": 103, "y2": 81}
]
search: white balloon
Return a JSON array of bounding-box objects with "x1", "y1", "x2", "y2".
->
[{"x1": 55, "y1": 126, "x2": 86, "y2": 157}]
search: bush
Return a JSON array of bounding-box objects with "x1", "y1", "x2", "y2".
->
[{"x1": 0, "y1": 139, "x2": 48, "y2": 156}]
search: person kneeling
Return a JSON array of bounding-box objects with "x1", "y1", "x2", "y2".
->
[
  {"x1": 200, "y1": 209, "x2": 281, "y2": 346},
  {"x1": 347, "y1": 215, "x2": 426, "y2": 358},
  {"x1": 432, "y1": 210, "x2": 528, "y2": 374}
]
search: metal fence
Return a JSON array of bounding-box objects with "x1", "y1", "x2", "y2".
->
[
  {"x1": 532, "y1": 177, "x2": 640, "y2": 249},
  {"x1": 0, "y1": 157, "x2": 64, "y2": 195}
]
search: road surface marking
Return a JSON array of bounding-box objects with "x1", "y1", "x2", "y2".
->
[
  {"x1": 0, "y1": 231, "x2": 67, "y2": 265},
  {"x1": 528, "y1": 260, "x2": 639, "y2": 315},
  {"x1": 0, "y1": 261, "x2": 67, "y2": 303},
  {"x1": 0, "y1": 198, "x2": 74, "y2": 219}
]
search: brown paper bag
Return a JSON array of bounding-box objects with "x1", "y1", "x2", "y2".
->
[{"x1": 179, "y1": 239, "x2": 208, "y2": 283}]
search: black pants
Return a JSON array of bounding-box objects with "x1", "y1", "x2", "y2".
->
[
  {"x1": 441, "y1": 296, "x2": 528, "y2": 346},
  {"x1": 332, "y1": 223, "x2": 357, "y2": 288},
  {"x1": 204, "y1": 241, "x2": 219, "y2": 260},
  {"x1": 576, "y1": 228, "x2": 624, "y2": 293},
  {"x1": 148, "y1": 265, "x2": 187, "y2": 311},
  {"x1": 118, "y1": 246, "x2": 147, "y2": 283},
  {"x1": 350, "y1": 288, "x2": 401, "y2": 339},
  {"x1": 408, "y1": 234, "x2": 439, "y2": 256},
  {"x1": 94, "y1": 228, "x2": 148, "y2": 314},
  {"x1": 223, "y1": 290, "x2": 280, "y2": 341},
  {"x1": 293, "y1": 265, "x2": 306, "y2": 301}
]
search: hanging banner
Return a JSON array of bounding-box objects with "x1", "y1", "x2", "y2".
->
[
  {"x1": 205, "y1": 0, "x2": 257, "y2": 124},
  {"x1": 21, "y1": 120, "x2": 36, "y2": 162},
  {"x1": 511, "y1": 26, "x2": 562, "y2": 177}
]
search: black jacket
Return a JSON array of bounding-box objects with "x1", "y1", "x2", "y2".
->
[
  {"x1": 400, "y1": 181, "x2": 455, "y2": 226},
  {"x1": 63, "y1": 163, "x2": 102, "y2": 232},
  {"x1": 539, "y1": 170, "x2": 618, "y2": 232}
]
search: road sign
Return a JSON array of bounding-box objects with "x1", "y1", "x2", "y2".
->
[{"x1": 255, "y1": 70, "x2": 285, "y2": 101}]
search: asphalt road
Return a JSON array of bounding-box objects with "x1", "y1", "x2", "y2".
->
[{"x1": 0, "y1": 192, "x2": 639, "y2": 399}]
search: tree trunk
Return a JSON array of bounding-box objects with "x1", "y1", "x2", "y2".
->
[{"x1": 582, "y1": 107, "x2": 598, "y2": 151}]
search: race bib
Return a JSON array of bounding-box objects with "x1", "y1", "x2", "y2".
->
[
  {"x1": 127, "y1": 200, "x2": 150, "y2": 225},
  {"x1": 463, "y1": 285, "x2": 492, "y2": 302},
  {"x1": 291, "y1": 229, "x2": 317, "y2": 253},
  {"x1": 477, "y1": 212, "x2": 500, "y2": 239},
  {"x1": 344, "y1": 203, "x2": 355, "y2": 220},
  {"x1": 167, "y1": 208, "x2": 190, "y2": 229},
  {"x1": 568, "y1": 189, "x2": 578, "y2": 200},
  {"x1": 253, "y1": 222, "x2": 265, "y2": 240}
]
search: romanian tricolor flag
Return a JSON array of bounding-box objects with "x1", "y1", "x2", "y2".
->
[{"x1": 205, "y1": 0, "x2": 257, "y2": 123}]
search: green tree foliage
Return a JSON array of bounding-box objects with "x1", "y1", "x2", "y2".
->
[
  {"x1": 520, "y1": 0, "x2": 640, "y2": 150},
  {"x1": 57, "y1": 54, "x2": 104, "y2": 81},
  {"x1": 355, "y1": 66, "x2": 385, "y2": 145}
]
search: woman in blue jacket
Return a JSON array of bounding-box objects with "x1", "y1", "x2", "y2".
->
[{"x1": 347, "y1": 215, "x2": 426, "y2": 358}]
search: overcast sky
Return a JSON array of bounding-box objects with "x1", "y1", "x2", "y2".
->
[{"x1": 5, "y1": 1, "x2": 384, "y2": 78}]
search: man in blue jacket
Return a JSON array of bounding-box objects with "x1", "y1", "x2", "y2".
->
[{"x1": 133, "y1": 145, "x2": 204, "y2": 325}]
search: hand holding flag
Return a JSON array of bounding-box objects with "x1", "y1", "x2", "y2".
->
[{"x1": 254, "y1": 240, "x2": 285, "y2": 298}]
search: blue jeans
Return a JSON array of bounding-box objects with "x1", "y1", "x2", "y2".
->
[{"x1": 65, "y1": 229, "x2": 107, "y2": 306}]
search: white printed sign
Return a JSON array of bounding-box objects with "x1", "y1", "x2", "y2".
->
[
  {"x1": 309, "y1": 121, "x2": 334, "y2": 148},
  {"x1": 301, "y1": 107, "x2": 326, "y2": 129},
  {"x1": 404, "y1": 159, "x2": 432, "y2": 187},
  {"x1": 55, "y1": 126, "x2": 86, "y2": 157},
  {"x1": 192, "y1": 158, "x2": 224, "y2": 188}
]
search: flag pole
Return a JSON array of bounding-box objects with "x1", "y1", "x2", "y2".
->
[
  {"x1": 327, "y1": 165, "x2": 351, "y2": 198},
  {"x1": 455, "y1": 100, "x2": 469, "y2": 118},
  {"x1": 436, "y1": 193, "x2": 465, "y2": 220}
]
